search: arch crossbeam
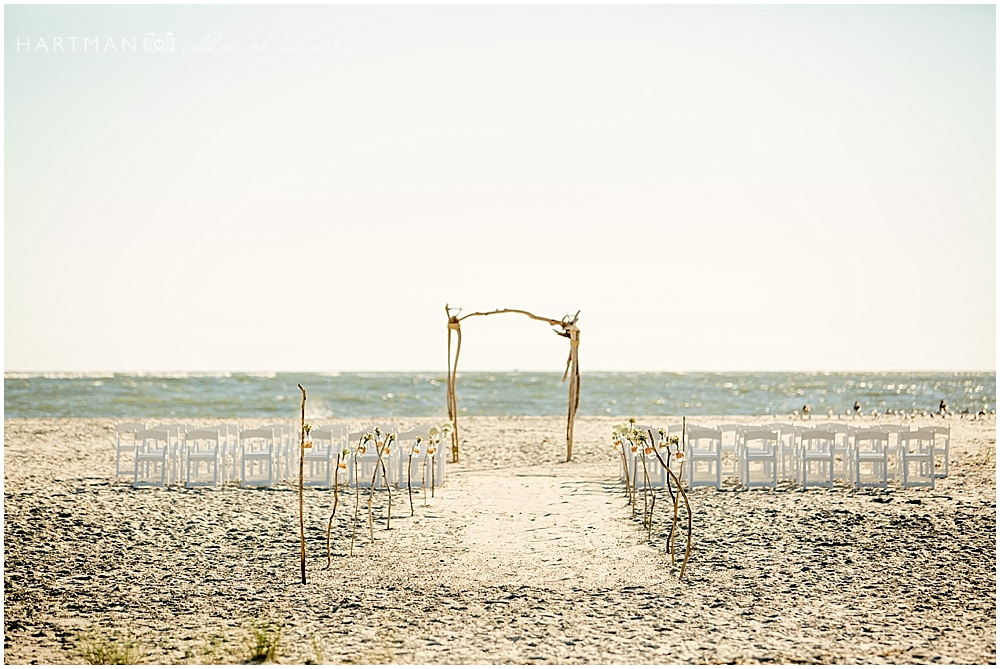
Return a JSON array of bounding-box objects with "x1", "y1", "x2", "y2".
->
[{"x1": 445, "y1": 304, "x2": 581, "y2": 463}]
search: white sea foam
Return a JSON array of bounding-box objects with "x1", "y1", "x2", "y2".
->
[
  {"x1": 133, "y1": 371, "x2": 237, "y2": 379},
  {"x1": 4, "y1": 371, "x2": 115, "y2": 379},
  {"x1": 308, "y1": 400, "x2": 335, "y2": 418}
]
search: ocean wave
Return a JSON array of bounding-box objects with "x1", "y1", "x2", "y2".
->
[{"x1": 4, "y1": 371, "x2": 995, "y2": 418}]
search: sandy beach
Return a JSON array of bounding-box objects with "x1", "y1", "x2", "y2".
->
[{"x1": 3, "y1": 415, "x2": 996, "y2": 664}]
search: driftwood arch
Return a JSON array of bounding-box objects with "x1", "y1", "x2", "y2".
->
[{"x1": 445, "y1": 304, "x2": 581, "y2": 463}]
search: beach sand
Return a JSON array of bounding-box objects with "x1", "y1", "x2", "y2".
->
[{"x1": 4, "y1": 415, "x2": 996, "y2": 664}]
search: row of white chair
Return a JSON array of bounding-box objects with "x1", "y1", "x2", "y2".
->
[
  {"x1": 115, "y1": 422, "x2": 447, "y2": 490},
  {"x1": 115, "y1": 422, "x2": 298, "y2": 488},
  {"x1": 621, "y1": 422, "x2": 950, "y2": 491}
]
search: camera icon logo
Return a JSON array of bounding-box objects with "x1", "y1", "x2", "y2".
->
[{"x1": 143, "y1": 32, "x2": 175, "y2": 53}]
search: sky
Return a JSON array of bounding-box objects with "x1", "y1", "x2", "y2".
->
[{"x1": 4, "y1": 4, "x2": 996, "y2": 372}]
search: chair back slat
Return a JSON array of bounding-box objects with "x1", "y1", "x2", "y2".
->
[
  {"x1": 135, "y1": 429, "x2": 170, "y2": 441},
  {"x1": 116, "y1": 422, "x2": 145, "y2": 433},
  {"x1": 240, "y1": 428, "x2": 275, "y2": 439},
  {"x1": 185, "y1": 429, "x2": 221, "y2": 441},
  {"x1": 743, "y1": 429, "x2": 777, "y2": 441}
]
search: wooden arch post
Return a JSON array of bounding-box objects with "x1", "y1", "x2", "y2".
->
[{"x1": 445, "y1": 305, "x2": 581, "y2": 463}]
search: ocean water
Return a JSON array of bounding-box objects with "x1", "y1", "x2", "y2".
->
[{"x1": 3, "y1": 371, "x2": 995, "y2": 419}]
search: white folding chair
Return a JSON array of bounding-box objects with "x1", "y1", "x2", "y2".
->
[
  {"x1": 734, "y1": 424, "x2": 762, "y2": 468},
  {"x1": 206, "y1": 424, "x2": 241, "y2": 482},
  {"x1": 899, "y1": 430, "x2": 935, "y2": 489},
  {"x1": 686, "y1": 427, "x2": 722, "y2": 489},
  {"x1": 114, "y1": 422, "x2": 145, "y2": 478},
  {"x1": 152, "y1": 424, "x2": 189, "y2": 485},
  {"x1": 184, "y1": 429, "x2": 223, "y2": 488},
  {"x1": 816, "y1": 423, "x2": 851, "y2": 480},
  {"x1": 872, "y1": 424, "x2": 905, "y2": 481},
  {"x1": 133, "y1": 429, "x2": 171, "y2": 488},
  {"x1": 261, "y1": 424, "x2": 295, "y2": 481},
  {"x1": 852, "y1": 430, "x2": 889, "y2": 489},
  {"x1": 716, "y1": 423, "x2": 740, "y2": 477},
  {"x1": 740, "y1": 429, "x2": 778, "y2": 489},
  {"x1": 799, "y1": 430, "x2": 836, "y2": 489},
  {"x1": 923, "y1": 426, "x2": 951, "y2": 478},
  {"x1": 240, "y1": 428, "x2": 277, "y2": 488},
  {"x1": 767, "y1": 423, "x2": 798, "y2": 482}
]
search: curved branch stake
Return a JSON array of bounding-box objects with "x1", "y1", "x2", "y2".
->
[
  {"x1": 665, "y1": 466, "x2": 693, "y2": 580},
  {"x1": 619, "y1": 448, "x2": 631, "y2": 502},
  {"x1": 669, "y1": 476, "x2": 681, "y2": 563},
  {"x1": 640, "y1": 450, "x2": 651, "y2": 528},
  {"x1": 297, "y1": 384, "x2": 307, "y2": 585},
  {"x1": 671, "y1": 417, "x2": 686, "y2": 560},
  {"x1": 368, "y1": 457, "x2": 377, "y2": 541},
  {"x1": 650, "y1": 433, "x2": 685, "y2": 569},
  {"x1": 407, "y1": 449, "x2": 415, "y2": 516},
  {"x1": 648, "y1": 493, "x2": 656, "y2": 542},
  {"x1": 381, "y1": 438, "x2": 393, "y2": 530},
  {"x1": 350, "y1": 442, "x2": 361, "y2": 557},
  {"x1": 446, "y1": 305, "x2": 462, "y2": 463},
  {"x1": 326, "y1": 453, "x2": 342, "y2": 569}
]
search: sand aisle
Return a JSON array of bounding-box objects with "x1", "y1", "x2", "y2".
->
[{"x1": 4, "y1": 416, "x2": 996, "y2": 664}]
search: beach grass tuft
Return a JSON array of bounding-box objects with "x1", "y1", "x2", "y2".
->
[
  {"x1": 75, "y1": 629, "x2": 143, "y2": 665},
  {"x1": 308, "y1": 632, "x2": 325, "y2": 665},
  {"x1": 245, "y1": 615, "x2": 282, "y2": 664}
]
